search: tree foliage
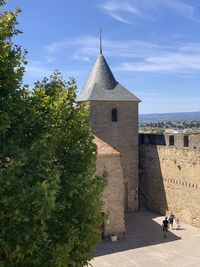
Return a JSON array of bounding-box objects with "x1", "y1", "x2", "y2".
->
[{"x1": 0, "y1": 2, "x2": 105, "y2": 266}]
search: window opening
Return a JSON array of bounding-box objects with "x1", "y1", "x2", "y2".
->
[
  {"x1": 169, "y1": 135, "x2": 174, "y2": 146},
  {"x1": 183, "y1": 135, "x2": 189, "y2": 147},
  {"x1": 111, "y1": 108, "x2": 118, "y2": 122}
]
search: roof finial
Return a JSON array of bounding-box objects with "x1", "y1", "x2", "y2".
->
[{"x1": 100, "y1": 26, "x2": 103, "y2": 54}]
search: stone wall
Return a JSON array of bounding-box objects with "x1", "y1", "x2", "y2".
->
[
  {"x1": 90, "y1": 101, "x2": 139, "y2": 212},
  {"x1": 139, "y1": 133, "x2": 200, "y2": 148},
  {"x1": 139, "y1": 134, "x2": 200, "y2": 228},
  {"x1": 96, "y1": 155, "x2": 125, "y2": 237}
]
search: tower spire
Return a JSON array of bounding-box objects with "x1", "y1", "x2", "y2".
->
[{"x1": 100, "y1": 27, "x2": 103, "y2": 54}]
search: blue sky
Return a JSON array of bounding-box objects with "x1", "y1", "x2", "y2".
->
[{"x1": 6, "y1": 0, "x2": 200, "y2": 114}]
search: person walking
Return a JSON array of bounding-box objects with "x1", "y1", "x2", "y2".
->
[
  {"x1": 168, "y1": 213, "x2": 175, "y2": 229},
  {"x1": 162, "y1": 217, "x2": 169, "y2": 239}
]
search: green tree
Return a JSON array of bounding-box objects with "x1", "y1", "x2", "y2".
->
[
  {"x1": 0, "y1": 1, "x2": 105, "y2": 266},
  {"x1": 0, "y1": 0, "x2": 27, "y2": 147}
]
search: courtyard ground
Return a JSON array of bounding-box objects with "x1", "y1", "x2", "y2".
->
[{"x1": 90, "y1": 211, "x2": 200, "y2": 267}]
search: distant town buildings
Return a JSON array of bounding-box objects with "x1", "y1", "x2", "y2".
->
[{"x1": 139, "y1": 120, "x2": 200, "y2": 134}]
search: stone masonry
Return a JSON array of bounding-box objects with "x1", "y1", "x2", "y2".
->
[
  {"x1": 90, "y1": 101, "x2": 139, "y2": 212},
  {"x1": 139, "y1": 133, "x2": 200, "y2": 228},
  {"x1": 94, "y1": 135, "x2": 125, "y2": 237}
]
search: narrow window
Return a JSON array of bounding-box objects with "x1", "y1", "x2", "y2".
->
[
  {"x1": 111, "y1": 108, "x2": 118, "y2": 122},
  {"x1": 169, "y1": 135, "x2": 174, "y2": 146},
  {"x1": 183, "y1": 135, "x2": 189, "y2": 147}
]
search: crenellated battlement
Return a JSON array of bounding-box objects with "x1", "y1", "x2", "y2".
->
[{"x1": 139, "y1": 133, "x2": 200, "y2": 149}]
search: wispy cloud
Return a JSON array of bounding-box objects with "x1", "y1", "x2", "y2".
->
[
  {"x1": 24, "y1": 60, "x2": 87, "y2": 87},
  {"x1": 46, "y1": 36, "x2": 165, "y2": 58},
  {"x1": 100, "y1": 1, "x2": 139, "y2": 14},
  {"x1": 44, "y1": 56, "x2": 56, "y2": 63},
  {"x1": 25, "y1": 61, "x2": 53, "y2": 78},
  {"x1": 26, "y1": 66, "x2": 52, "y2": 78},
  {"x1": 45, "y1": 35, "x2": 200, "y2": 75},
  {"x1": 163, "y1": 0, "x2": 200, "y2": 22},
  {"x1": 115, "y1": 53, "x2": 200, "y2": 74},
  {"x1": 97, "y1": 0, "x2": 199, "y2": 24},
  {"x1": 74, "y1": 55, "x2": 91, "y2": 62},
  {"x1": 46, "y1": 36, "x2": 98, "y2": 54},
  {"x1": 105, "y1": 13, "x2": 132, "y2": 24},
  {"x1": 98, "y1": 1, "x2": 140, "y2": 24}
]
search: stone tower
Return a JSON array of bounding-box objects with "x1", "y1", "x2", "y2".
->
[{"x1": 77, "y1": 48, "x2": 141, "y2": 212}]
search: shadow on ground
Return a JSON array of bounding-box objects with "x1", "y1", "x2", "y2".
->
[{"x1": 94, "y1": 211, "x2": 181, "y2": 257}]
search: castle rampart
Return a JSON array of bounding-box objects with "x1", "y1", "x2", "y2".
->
[
  {"x1": 139, "y1": 133, "x2": 200, "y2": 228},
  {"x1": 139, "y1": 133, "x2": 200, "y2": 148}
]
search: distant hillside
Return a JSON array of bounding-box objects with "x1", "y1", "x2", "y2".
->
[{"x1": 139, "y1": 111, "x2": 200, "y2": 122}]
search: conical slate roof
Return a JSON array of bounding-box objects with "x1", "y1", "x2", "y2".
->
[{"x1": 77, "y1": 53, "x2": 141, "y2": 102}]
